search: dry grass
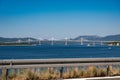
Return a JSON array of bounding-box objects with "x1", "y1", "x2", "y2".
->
[
  {"x1": 0, "y1": 66, "x2": 120, "y2": 80},
  {"x1": 1, "y1": 68, "x2": 7, "y2": 80}
]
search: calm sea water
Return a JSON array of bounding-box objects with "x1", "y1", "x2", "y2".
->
[{"x1": 0, "y1": 45, "x2": 120, "y2": 59}]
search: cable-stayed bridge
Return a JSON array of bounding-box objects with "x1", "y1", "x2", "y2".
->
[{"x1": 1, "y1": 37, "x2": 120, "y2": 46}]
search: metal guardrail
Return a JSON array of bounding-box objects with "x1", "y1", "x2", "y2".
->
[
  {"x1": 0, "y1": 58, "x2": 120, "y2": 68},
  {"x1": 0, "y1": 58, "x2": 120, "y2": 80}
]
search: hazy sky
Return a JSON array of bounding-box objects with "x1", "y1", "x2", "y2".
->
[{"x1": 0, "y1": 0, "x2": 120, "y2": 39}]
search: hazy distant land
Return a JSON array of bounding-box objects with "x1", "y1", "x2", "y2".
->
[
  {"x1": 0, "y1": 34, "x2": 120, "y2": 42},
  {"x1": 0, "y1": 34, "x2": 120, "y2": 46}
]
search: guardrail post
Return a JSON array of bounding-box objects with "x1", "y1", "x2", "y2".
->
[
  {"x1": 107, "y1": 65, "x2": 110, "y2": 76},
  {"x1": 10, "y1": 60, "x2": 13, "y2": 69},
  {"x1": 60, "y1": 67, "x2": 63, "y2": 80}
]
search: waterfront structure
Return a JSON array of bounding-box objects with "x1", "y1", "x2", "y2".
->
[
  {"x1": 65, "y1": 37, "x2": 68, "y2": 45},
  {"x1": 107, "y1": 41, "x2": 120, "y2": 46}
]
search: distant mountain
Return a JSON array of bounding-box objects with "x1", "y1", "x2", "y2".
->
[
  {"x1": 73, "y1": 34, "x2": 120, "y2": 41},
  {"x1": 101, "y1": 34, "x2": 120, "y2": 41},
  {"x1": 0, "y1": 37, "x2": 37, "y2": 42},
  {"x1": 0, "y1": 34, "x2": 120, "y2": 42},
  {"x1": 74, "y1": 35, "x2": 102, "y2": 41}
]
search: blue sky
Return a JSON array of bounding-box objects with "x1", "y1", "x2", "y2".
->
[{"x1": 0, "y1": 0, "x2": 120, "y2": 39}]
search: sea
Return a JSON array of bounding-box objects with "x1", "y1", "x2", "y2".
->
[{"x1": 0, "y1": 44, "x2": 120, "y2": 59}]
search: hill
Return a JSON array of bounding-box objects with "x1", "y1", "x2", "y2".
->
[
  {"x1": 0, "y1": 37, "x2": 37, "y2": 42},
  {"x1": 0, "y1": 34, "x2": 120, "y2": 42},
  {"x1": 73, "y1": 34, "x2": 120, "y2": 41}
]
